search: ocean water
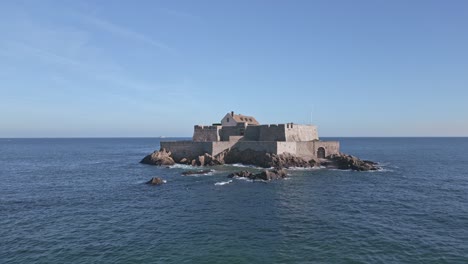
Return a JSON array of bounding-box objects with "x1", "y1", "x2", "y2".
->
[{"x1": 1, "y1": 137, "x2": 467, "y2": 263}]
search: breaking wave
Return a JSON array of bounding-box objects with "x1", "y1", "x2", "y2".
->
[
  {"x1": 229, "y1": 163, "x2": 262, "y2": 169},
  {"x1": 214, "y1": 180, "x2": 232, "y2": 186},
  {"x1": 232, "y1": 176, "x2": 253, "y2": 182},
  {"x1": 169, "y1": 164, "x2": 196, "y2": 169}
]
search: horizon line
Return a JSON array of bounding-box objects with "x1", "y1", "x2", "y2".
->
[{"x1": 1, "y1": 136, "x2": 468, "y2": 139}]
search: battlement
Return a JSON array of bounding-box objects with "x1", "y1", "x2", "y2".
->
[
  {"x1": 194, "y1": 125, "x2": 221, "y2": 130},
  {"x1": 193, "y1": 123, "x2": 318, "y2": 142}
]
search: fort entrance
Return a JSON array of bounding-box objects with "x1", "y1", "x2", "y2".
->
[{"x1": 317, "y1": 147, "x2": 326, "y2": 159}]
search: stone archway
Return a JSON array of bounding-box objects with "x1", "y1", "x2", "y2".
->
[{"x1": 317, "y1": 147, "x2": 326, "y2": 159}]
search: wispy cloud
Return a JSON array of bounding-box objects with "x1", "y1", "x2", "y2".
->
[
  {"x1": 81, "y1": 15, "x2": 177, "y2": 54},
  {"x1": 0, "y1": 6, "x2": 191, "y2": 109}
]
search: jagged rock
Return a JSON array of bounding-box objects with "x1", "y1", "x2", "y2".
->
[
  {"x1": 141, "y1": 148, "x2": 379, "y2": 171},
  {"x1": 254, "y1": 168, "x2": 288, "y2": 180},
  {"x1": 324, "y1": 153, "x2": 379, "y2": 171},
  {"x1": 140, "y1": 149, "x2": 175, "y2": 166},
  {"x1": 228, "y1": 169, "x2": 287, "y2": 181},
  {"x1": 309, "y1": 159, "x2": 319, "y2": 167},
  {"x1": 182, "y1": 170, "x2": 213, "y2": 176},
  {"x1": 269, "y1": 152, "x2": 311, "y2": 168},
  {"x1": 146, "y1": 177, "x2": 165, "y2": 185},
  {"x1": 227, "y1": 170, "x2": 254, "y2": 178},
  {"x1": 224, "y1": 148, "x2": 271, "y2": 167},
  {"x1": 197, "y1": 155, "x2": 205, "y2": 166}
]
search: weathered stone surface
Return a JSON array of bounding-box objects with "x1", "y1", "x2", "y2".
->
[
  {"x1": 228, "y1": 169, "x2": 287, "y2": 181},
  {"x1": 182, "y1": 169, "x2": 213, "y2": 176},
  {"x1": 254, "y1": 168, "x2": 288, "y2": 180},
  {"x1": 323, "y1": 153, "x2": 379, "y2": 171},
  {"x1": 224, "y1": 148, "x2": 271, "y2": 167},
  {"x1": 227, "y1": 170, "x2": 255, "y2": 178},
  {"x1": 269, "y1": 152, "x2": 311, "y2": 168},
  {"x1": 146, "y1": 177, "x2": 165, "y2": 185},
  {"x1": 192, "y1": 153, "x2": 223, "y2": 166},
  {"x1": 140, "y1": 149, "x2": 175, "y2": 166}
]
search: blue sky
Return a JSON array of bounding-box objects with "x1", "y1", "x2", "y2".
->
[{"x1": 1, "y1": 0, "x2": 467, "y2": 137}]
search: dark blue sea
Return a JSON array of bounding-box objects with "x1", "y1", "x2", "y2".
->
[{"x1": 1, "y1": 138, "x2": 467, "y2": 263}]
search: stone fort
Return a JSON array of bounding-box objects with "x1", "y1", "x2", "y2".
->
[{"x1": 160, "y1": 112, "x2": 340, "y2": 162}]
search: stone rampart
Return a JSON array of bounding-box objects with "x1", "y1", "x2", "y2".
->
[
  {"x1": 258, "y1": 124, "x2": 286, "y2": 141},
  {"x1": 211, "y1": 141, "x2": 236, "y2": 156},
  {"x1": 160, "y1": 141, "x2": 212, "y2": 161},
  {"x1": 314, "y1": 141, "x2": 340, "y2": 157},
  {"x1": 277, "y1": 142, "x2": 297, "y2": 155},
  {"x1": 193, "y1": 125, "x2": 221, "y2": 142},
  {"x1": 234, "y1": 141, "x2": 278, "y2": 153},
  {"x1": 161, "y1": 140, "x2": 340, "y2": 161},
  {"x1": 244, "y1": 125, "x2": 261, "y2": 141},
  {"x1": 285, "y1": 124, "x2": 318, "y2": 141},
  {"x1": 219, "y1": 126, "x2": 245, "y2": 141}
]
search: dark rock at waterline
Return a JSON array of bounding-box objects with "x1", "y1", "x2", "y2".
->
[
  {"x1": 228, "y1": 168, "x2": 288, "y2": 181},
  {"x1": 254, "y1": 168, "x2": 288, "y2": 180},
  {"x1": 223, "y1": 148, "x2": 317, "y2": 169},
  {"x1": 323, "y1": 153, "x2": 379, "y2": 171},
  {"x1": 141, "y1": 148, "x2": 379, "y2": 171},
  {"x1": 140, "y1": 149, "x2": 175, "y2": 166},
  {"x1": 182, "y1": 169, "x2": 213, "y2": 176},
  {"x1": 269, "y1": 152, "x2": 316, "y2": 169},
  {"x1": 146, "y1": 177, "x2": 165, "y2": 185},
  {"x1": 228, "y1": 170, "x2": 255, "y2": 178}
]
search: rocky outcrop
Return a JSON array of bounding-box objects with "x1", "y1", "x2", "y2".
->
[
  {"x1": 269, "y1": 152, "x2": 316, "y2": 168},
  {"x1": 228, "y1": 168, "x2": 288, "y2": 181},
  {"x1": 255, "y1": 168, "x2": 288, "y2": 180},
  {"x1": 140, "y1": 149, "x2": 175, "y2": 166},
  {"x1": 224, "y1": 148, "x2": 272, "y2": 167},
  {"x1": 177, "y1": 153, "x2": 224, "y2": 166},
  {"x1": 141, "y1": 148, "x2": 379, "y2": 171},
  {"x1": 228, "y1": 170, "x2": 255, "y2": 178},
  {"x1": 322, "y1": 153, "x2": 379, "y2": 171},
  {"x1": 181, "y1": 169, "x2": 213, "y2": 176},
  {"x1": 146, "y1": 177, "x2": 166, "y2": 185}
]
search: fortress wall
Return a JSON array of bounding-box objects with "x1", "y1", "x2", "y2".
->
[
  {"x1": 276, "y1": 142, "x2": 297, "y2": 155},
  {"x1": 244, "y1": 126, "x2": 260, "y2": 141},
  {"x1": 258, "y1": 124, "x2": 286, "y2": 141},
  {"x1": 234, "y1": 141, "x2": 278, "y2": 153},
  {"x1": 193, "y1": 126, "x2": 221, "y2": 142},
  {"x1": 160, "y1": 141, "x2": 211, "y2": 161},
  {"x1": 295, "y1": 141, "x2": 317, "y2": 160},
  {"x1": 315, "y1": 141, "x2": 340, "y2": 157},
  {"x1": 285, "y1": 125, "x2": 318, "y2": 141},
  {"x1": 211, "y1": 141, "x2": 237, "y2": 156},
  {"x1": 229, "y1": 136, "x2": 244, "y2": 142},
  {"x1": 220, "y1": 126, "x2": 244, "y2": 141}
]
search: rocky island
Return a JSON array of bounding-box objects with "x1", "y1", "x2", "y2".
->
[{"x1": 141, "y1": 112, "x2": 379, "y2": 172}]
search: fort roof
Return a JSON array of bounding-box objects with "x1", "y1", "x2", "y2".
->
[{"x1": 231, "y1": 113, "x2": 259, "y2": 125}]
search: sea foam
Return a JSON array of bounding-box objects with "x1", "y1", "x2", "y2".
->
[{"x1": 214, "y1": 180, "x2": 232, "y2": 186}]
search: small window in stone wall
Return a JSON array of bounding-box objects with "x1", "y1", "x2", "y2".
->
[{"x1": 227, "y1": 118, "x2": 229, "y2": 122}]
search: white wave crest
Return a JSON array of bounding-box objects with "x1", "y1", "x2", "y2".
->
[
  {"x1": 168, "y1": 164, "x2": 196, "y2": 169},
  {"x1": 287, "y1": 166, "x2": 324, "y2": 171},
  {"x1": 232, "y1": 176, "x2": 253, "y2": 182},
  {"x1": 230, "y1": 163, "x2": 262, "y2": 169},
  {"x1": 214, "y1": 180, "x2": 232, "y2": 186}
]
